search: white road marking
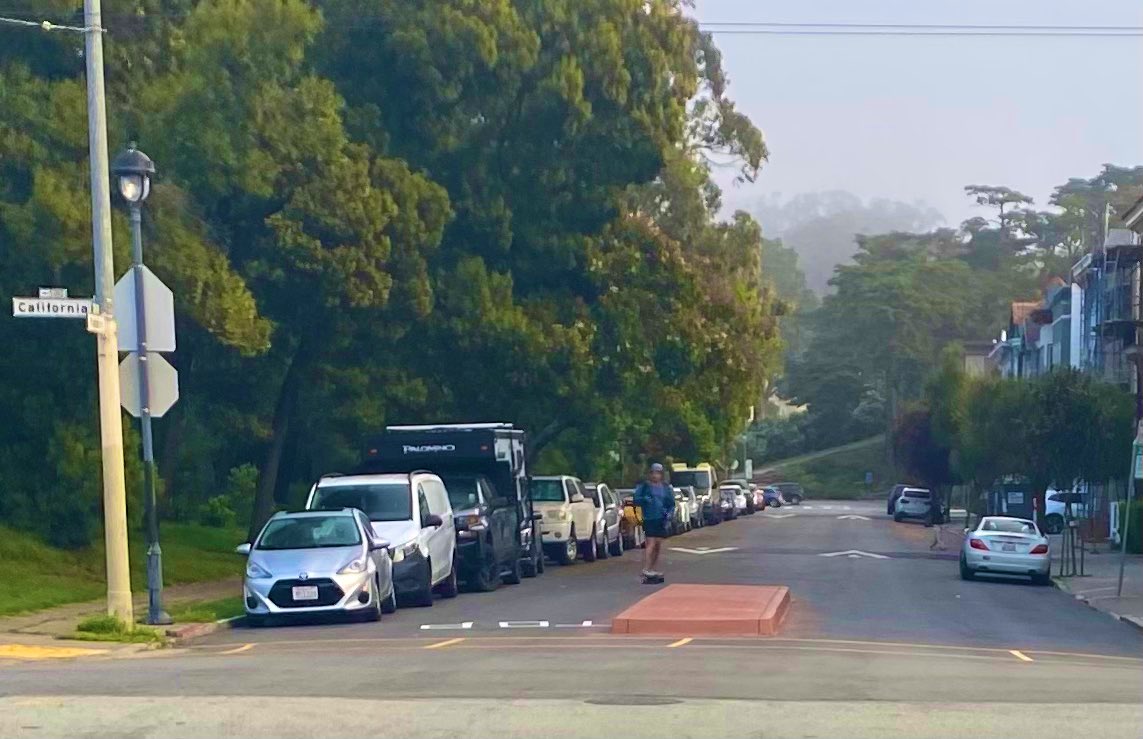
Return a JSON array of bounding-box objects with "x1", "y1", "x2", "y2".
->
[
  {"x1": 555, "y1": 621, "x2": 595, "y2": 628},
  {"x1": 498, "y1": 620, "x2": 550, "y2": 629},
  {"x1": 1009, "y1": 650, "x2": 1034, "y2": 662},
  {"x1": 837, "y1": 514, "x2": 871, "y2": 520},
  {"x1": 419, "y1": 622, "x2": 473, "y2": 630},
  {"x1": 819, "y1": 550, "x2": 889, "y2": 560},
  {"x1": 763, "y1": 513, "x2": 796, "y2": 519},
  {"x1": 668, "y1": 546, "x2": 739, "y2": 555}
]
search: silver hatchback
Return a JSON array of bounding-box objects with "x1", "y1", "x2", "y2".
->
[
  {"x1": 960, "y1": 516, "x2": 1050, "y2": 585},
  {"x1": 239, "y1": 509, "x2": 397, "y2": 626}
]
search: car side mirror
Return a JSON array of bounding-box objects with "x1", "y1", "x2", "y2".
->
[
  {"x1": 570, "y1": 493, "x2": 585, "y2": 503},
  {"x1": 963, "y1": 527, "x2": 970, "y2": 534},
  {"x1": 371, "y1": 538, "x2": 390, "y2": 551},
  {"x1": 423, "y1": 513, "x2": 444, "y2": 528},
  {"x1": 235, "y1": 543, "x2": 251, "y2": 556},
  {"x1": 532, "y1": 512, "x2": 544, "y2": 521}
]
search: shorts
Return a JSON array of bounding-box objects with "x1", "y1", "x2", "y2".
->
[{"x1": 643, "y1": 519, "x2": 671, "y2": 539}]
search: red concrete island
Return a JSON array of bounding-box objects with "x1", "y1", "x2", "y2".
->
[{"x1": 611, "y1": 583, "x2": 790, "y2": 636}]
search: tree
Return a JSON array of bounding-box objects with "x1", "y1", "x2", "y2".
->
[{"x1": 891, "y1": 406, "x2": 953, "y2": 494}]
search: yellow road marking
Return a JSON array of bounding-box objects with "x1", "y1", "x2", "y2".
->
[
  {"x1": 220, "y1": 643, "x2": 255, "y2": 655},
  {"x1": 424, "y1": 637, "x2": 465, "y2": 650},
  {"x1": 667, "y1": 637, "x2": 693, "y2": 648},
  {"x1": 0, "y1": 644, "x2": 108, "y2": 661},
  {"x1": 1010, "y1": 650, "x2": 1034, "y2": 662}
]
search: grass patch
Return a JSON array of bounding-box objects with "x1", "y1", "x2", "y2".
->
[
  {"x1": 167, "y1": 596, "x2": 245, "y2": 623},
  {"x1": 73, "y1": 614, "x2": 164, "y2": 644},
  {"x1": 0, "y1": 523, "x2": 245, "y2": 618},
  {"x1": 766, "y1": 437, "x2": 902, "y2": 500}
]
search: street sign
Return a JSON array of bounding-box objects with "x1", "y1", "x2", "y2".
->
[
  {"x1": 39, "y1": 287, "x2": 68, "y2": 299},
  {"x1": 12, "y1": 296, "x2": 93, "y2": 318},
  {"x1": 114, "y1": 266, "x2": 175, "y2": 352},
  {"x1": 744, "y1": 459, "x2": 753, "y2": 479},
  {"x1": 1133, "y1": 442, "x2": 1143, "y2": 480},
  {"x1": 119, "y1": 352, "x2": 179, "y2": 417}
]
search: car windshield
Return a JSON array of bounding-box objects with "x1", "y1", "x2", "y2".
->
[
  {"x1": 585, "y1": 486, "x2": 603, "y2": 506},
  {"x1": 256, "y1": 516, "x2": 360, "y2": 550},
  {"x1": 672, "y1": 470, "x2": 711, "y2": 490},
  {"x1": 981, "y1": 519, "x2": 1039, "y2": 535},
  {"x1": 902, "y1": 490, "x2": 930, "y2": 499},
  {"x1": 531, "y1": 479, "x2": 567, "y2": 502},
  {"x1": 441, "y1": 476, "x2": 481, "y2": 509},
  {"x1": 309, "y1": 483, "x2": 412, "y2": 522}
]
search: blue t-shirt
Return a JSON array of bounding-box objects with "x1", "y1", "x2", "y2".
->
[{"x1": 634, "y1": 480, "x2": 675, "y2": 522}]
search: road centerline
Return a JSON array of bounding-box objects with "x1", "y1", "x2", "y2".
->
[{"x1": 424, "y1": 638, "x2": 466, "y2": 650}]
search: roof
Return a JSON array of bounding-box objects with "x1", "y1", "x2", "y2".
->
[
  {"x1": 315, "y1": 472, "x2": 420, "y2": 487},
  {"x1": 272, "y1": 508, "x2": 357, "y2": 518},
  {"x1": 1122, "y1": 198, "x2": 1143, "y2": 232},
  {"x1": 1010, "y1": 301, "x2": 1041, "y2": 326}
]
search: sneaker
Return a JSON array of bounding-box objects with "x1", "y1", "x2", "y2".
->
[{"x1": 641, "y1": 572, "x2": 664, "y2": 585}]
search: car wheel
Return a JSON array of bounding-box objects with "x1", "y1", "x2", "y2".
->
[
  {"x1": 1032, "y1": 572, "x2": 1052, "y2": 586},
  {"x1": 959, "y1": 555, "x2": 974, "y2": 581},
  {"x1": 789, "y1": 495, "x2": 802, "y2": 506},
  {"x1": 597, "y1": 526, "x2": 610, "y2": 560},
  {"x1": 1044, "y1": 515, "x2": 1064, "y2": 535},
  {"x1": 582, "y1": 527, "x2": 599, "y2": 562},
  {"x1": 381, "y1": 582, "x2": 398, "y2": 614},
  {"x1": 360, "y1": 577, "x2": 383, "y2": 622},
  {"x1": 408, "y1": 561, "x2": 434, "y2": 607},
  {"x1": 438, "y1": 556, "x2": 460, "y2": 599},
  {"x1": 558, "y1": 530, "x2": 577, "y2": 565},
  {"x1": 473, "y1": 548, "x2": 502, "y2": 592},
  {"x1": 502, "y1": 552, "x2": 523, "y2": 585},
  {"x1": 893, "y1": 512, "x2": 905, "y2": 523},
  {"x1": 610, "y1": 529, "x2": 624, "y2": 557}
]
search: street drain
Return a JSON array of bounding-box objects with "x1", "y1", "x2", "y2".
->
[{"x1": 585, "y1": 696, "x2": 683, "y2": 706}]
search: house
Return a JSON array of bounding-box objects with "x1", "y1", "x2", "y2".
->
[{"x1": 1072, "y1": 227, "x2": 1141, "y2": 391}]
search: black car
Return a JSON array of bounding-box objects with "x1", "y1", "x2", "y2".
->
[
  {"x1": 772, "y1": 482, "x2": 804, "y2": 506},
  {"x1": 441, "y1": 473, "x2": 523, "y2": 591}
]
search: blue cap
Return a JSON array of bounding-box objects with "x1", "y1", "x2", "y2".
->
[{"x1": 650, "y1": 463, "x2": 664, "y2": 472}]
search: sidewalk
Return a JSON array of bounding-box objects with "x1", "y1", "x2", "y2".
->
[
  {"x1": 1053, "y1": 542, "x2": 1143, "y2": 633},
  {"x1": 0, "y1": 577, "x2": 240, "y2": 639}
]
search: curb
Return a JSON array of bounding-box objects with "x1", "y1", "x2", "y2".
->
[
  {"x1": 1053, "y1": 577, "x2": 1143, "y2": 634},
  {"x1": 165, "y1": 615, "x2": 242, "y2": 643}
]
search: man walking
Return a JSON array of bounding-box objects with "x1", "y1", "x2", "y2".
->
[{"x1": 633, "y1": 462, "x2": 675, "y2": 584}]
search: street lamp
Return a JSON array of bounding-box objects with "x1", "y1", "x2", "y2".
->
[{"x1": 111, "y1": 144, "x2": 170, "y2": 625}]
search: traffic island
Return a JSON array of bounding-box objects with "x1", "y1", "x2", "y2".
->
[{"x1": 611, "y1": 584, "x2": 790, "y2": 636}]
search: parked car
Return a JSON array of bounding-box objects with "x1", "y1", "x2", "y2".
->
[
  {"x1": 887, "y1": 484, "x2": 908, "y2": 515},
  {"x1": 531, "y1": 475, "x2": 600, "y2": 564},
  {"x1": 892, "y1": 487, "x2": 932, "y2": 523},
  {"x1": 722, "y1": 479, "x2": 757, "y2": 514},
  {"x1": 672, "y1": 464, "x2": 719, "y2": 525},
  {"x1": 772, "y1": 482, "x2": 804, "y2": 505},
  {"x1": 616, "y1": 489, "x2": 646, "y2": 549},
  {"x1": 960, "y1": 516, "x2": 1050, "y2": 585},
  {"x1": 238, "y1": 509, "x2": 397, "y2": 626},
  {"x1": 1044, "y1": 488, "x2": 1090, "y2": 534},
  {"x1": 439, "y1": 473, "x2": 521, "y2": 592},
  {"x1": 671, "y1": 487, "x2": 693, "y2": 534},
  {"x1": 306, "y1": 471, "x2": 458, "y2": 607},
  {"x1": 585, "y1": 482, "x2": 625, "y2": 557},
  {"x1": 717, "y1": 485, "x2": 740, "y2": 521},
  {"x1": 678, "y1": 485, "x2": 703, "y2": 528},
  {"x1": 762, "y1": 486, "x2": 783, "y2": 508}
]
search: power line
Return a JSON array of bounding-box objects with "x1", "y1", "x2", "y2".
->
[
  {"x1": 700, "y1": 21, "x2": 1143, "y2": 31},
  {"x1": 700, "y1": 29, "x2": 1143, "y2": 37},
  {"x1": 0, "y1": 15, "x2": 96, "y2": 33}
]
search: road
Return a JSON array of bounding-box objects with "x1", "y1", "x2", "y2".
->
[{"x1": 3, "y1": 500, "x2": 1141, "y2": 738}]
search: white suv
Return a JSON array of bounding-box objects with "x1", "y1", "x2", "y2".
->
[
  {"x1": 531, "y1": 476, "x2": 599, "y2": 565},
  {"x1": 306, "y1": 471, "x2": 458, "y2": 607}
]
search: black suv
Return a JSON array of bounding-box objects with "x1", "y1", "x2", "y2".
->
[{"x1": 441, "y1": 473, "x2": 523, "y2": 591}]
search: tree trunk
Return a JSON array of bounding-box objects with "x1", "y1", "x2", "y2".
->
[
  {"x1": 248, "y1": 347, "x2": 305, "y2": 540},
  {"x1": 527, "y1": 417, "x2": 572, "y2": 467}
]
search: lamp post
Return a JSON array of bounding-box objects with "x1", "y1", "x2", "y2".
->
[{"x1": 111, "y1": 144, "x2": 170, "y2": 625}]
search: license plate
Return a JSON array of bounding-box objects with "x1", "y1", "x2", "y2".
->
[
  {"x1": 1002, "y1": 544, "x2": 1016, "y2": 552},
  {"x1": 292, "y1": 585, "x2": 319, "y2": 601}
]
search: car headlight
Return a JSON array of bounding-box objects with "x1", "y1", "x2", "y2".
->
[
  {"x1": 547, "y1": 510, "x2": 569, "y2": 521},
  {"x1": 390, "y1": 542, "x2": 419, "y2": 563},
  {"x1": 246, "y1": 561, "x2": 272, "y2": 579},
  {"x1": 337, "y1": 557, "x2": 368, "y2": 575}
]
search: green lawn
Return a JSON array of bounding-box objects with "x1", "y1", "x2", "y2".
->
[
  {"x1": 763, "y1": 436, "x2": 902, "y2": 499},
  {"x1": 167, "y1": 596, "x2": 245, "y2": 623},
  {"x1": 0, "y1": 523, "x2": 244, "y2": 617}
]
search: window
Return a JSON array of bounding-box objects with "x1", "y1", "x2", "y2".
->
[
  {"x1": 442, "y1": 475, "x2": 480, "y2": 510},
  {"x1": 564, "y1": 479, "x2": 578, "y2": 500},
  {"x1": 256, "y1": 516, "x2": 360, "y2": 550},
  {"x1": 310, "y1": 483, "x2": 412, "y2": 522},
  {"x1": 530, "y1": 479, "x2": 566, "y2": 502},
  {"x1": 418, "y1": 485, "x2": 432, "y2": 527}
]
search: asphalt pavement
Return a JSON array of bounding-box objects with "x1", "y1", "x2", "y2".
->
[{"x1": 3, "y1": 499, "x2": 1141, "y2": 738}]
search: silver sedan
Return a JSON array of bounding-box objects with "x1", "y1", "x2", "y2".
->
[
  {"x1": 960, "y1": 516, "x2": 1051, "y2": 585},
  {"x1": 238, "y1": 508, "x2": 397, "y2": 626}
]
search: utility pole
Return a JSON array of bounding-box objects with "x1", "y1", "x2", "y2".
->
[{"x1": 84, "y1": 0, "x2": 133, "y2": 623}]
